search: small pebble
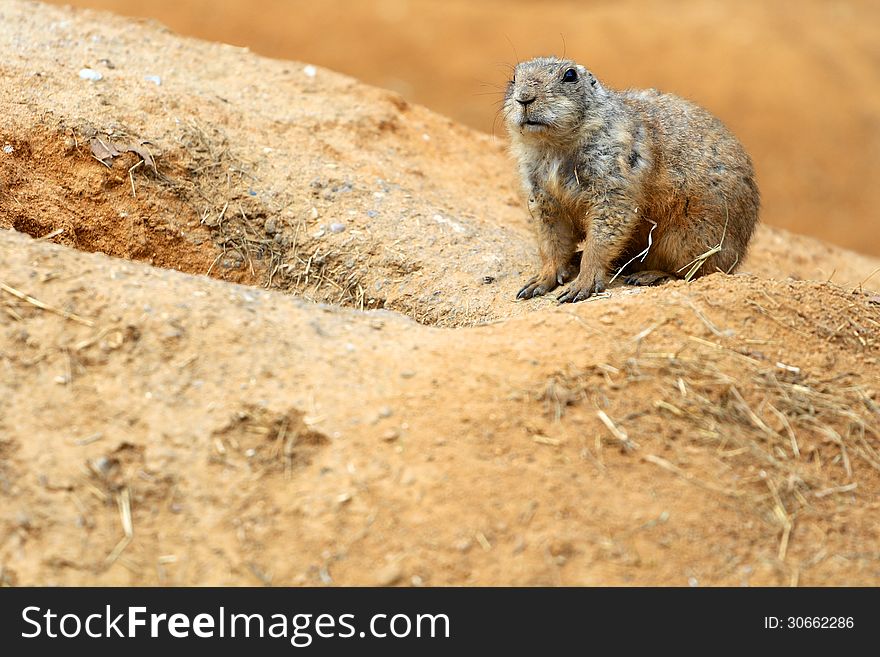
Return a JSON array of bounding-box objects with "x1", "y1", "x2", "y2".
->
[
  {"x1": 144, "y1": 75, "x2": 162, "y2": 86},
  {"x1": 329, "y1": 222, "x2": 346, "y2": 233},
  {"x1": 78, "y1": 68, "x2": 102, "y2": 81},
  {"x1": 375, "y1": 563, "x2": 403, "y2": 586},
  {"x1": 303, "y1": 65, "x2": 317, "y2": 78},
  {"x1": 91, "y1": 456, "x2": 113, "y2": 476},
  {"x1": 2, "y1": 144, "x2": 13, "y2": 154},
  {"x1": 263, "y1": 218, "x2": 277, "y2": 234},
  {"x1": 382, "y1": 429, "x2": 399, "y2": 442}
]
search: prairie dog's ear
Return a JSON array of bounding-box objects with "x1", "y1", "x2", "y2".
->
[{"x1": 586, "y1": 71, "x2": 605, "y2": 97}]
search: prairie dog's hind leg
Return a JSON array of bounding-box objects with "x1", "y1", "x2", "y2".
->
[
  {"x1": 611, "y1": 218, "x2": 677, "y2": 287},
  {"x1": 624, "y1": 270, "x2": 674, "y2": 286},
  {"x1": 636, "y1": 198, "x2": 749, "y2": 280}
]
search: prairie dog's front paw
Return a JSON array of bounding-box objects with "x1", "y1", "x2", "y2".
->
[
  {"x1": 516, "y1": 274, "x2": 558, "y2": 299},
  {"x1": 556, "y1": 272, "x2": 606, "y2": 303},
  {"x1": 516, "y1": 264, "x2": 575, "y2": 300}
]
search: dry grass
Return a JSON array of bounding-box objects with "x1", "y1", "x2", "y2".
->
[
  {"x1": 677, "y1": 201, "x2": 731, "y2": 281},
  {"x1": 632, "y1": 352, "x2": 879, "y2": 483},
  {"x1": 167, "y1": 120, "x2": 379, "y2": 310},
  {"x1": 211, "y1": 406, "x2": 330, "y2": 479},
  {"x1": 0, "y1": 280, "x2": 94, "y2": 326},
  {"x1": 536, "y1": 330, "x2": 879, "y2": 562}
]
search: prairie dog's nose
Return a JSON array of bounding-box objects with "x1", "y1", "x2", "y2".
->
[{"x1": 516, "y1": 95, "x2": 536, "y2": 106}]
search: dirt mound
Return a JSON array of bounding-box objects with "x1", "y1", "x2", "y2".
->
[{"x1": 1, "y1": 1, "x2": 879, "y2": 586}]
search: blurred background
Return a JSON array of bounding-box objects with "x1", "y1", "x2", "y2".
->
[{"x1": 45, "y1": 0, "x2": 880, "y2": 256}]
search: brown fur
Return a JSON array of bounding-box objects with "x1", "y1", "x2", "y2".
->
[{"x1": 505, "y1": 58, "x2": 760, "y2": 302}]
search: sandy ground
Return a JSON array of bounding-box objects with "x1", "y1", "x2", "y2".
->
[
  {"x1": 1, "y1": 1, "x2": 879, "y2": 586},
  {"x1": 42, "y1": 0, "x2": 880, "y2": 259}
]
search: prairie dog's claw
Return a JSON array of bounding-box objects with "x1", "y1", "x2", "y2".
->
[{"x1": 557, "y1": 275, "x2": 606, "y2": 304}]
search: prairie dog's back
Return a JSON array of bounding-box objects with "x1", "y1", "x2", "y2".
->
[
  {"x1": 621, "y1": 89, "x2": 756, "y2": 194},
  {"x1": 618, "y1": 89, "x2": 760, "y2": 265}
]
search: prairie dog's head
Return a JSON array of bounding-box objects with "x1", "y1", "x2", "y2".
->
[{"x1": 503, "y1": 57, "x2": 605, "y2": 144}]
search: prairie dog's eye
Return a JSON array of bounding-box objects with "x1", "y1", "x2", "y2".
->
[{"x1": 563, "y1": 68, "x2": 578, "y2": 82}]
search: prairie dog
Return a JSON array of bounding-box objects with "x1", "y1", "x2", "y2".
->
[{"x1": 505, "y1": 57, "x2": 759, "y2": 302}]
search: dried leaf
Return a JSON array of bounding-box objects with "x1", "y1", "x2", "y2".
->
[
  {"x1": 90, "y1": 137, "x2": 120, "y2": 162},
  {"x1": 88, "y1": 137, "x2": 156, "y2": 172},
  {"x1": 121, "y1": 141, "x2": 156, "y2": 171}
]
